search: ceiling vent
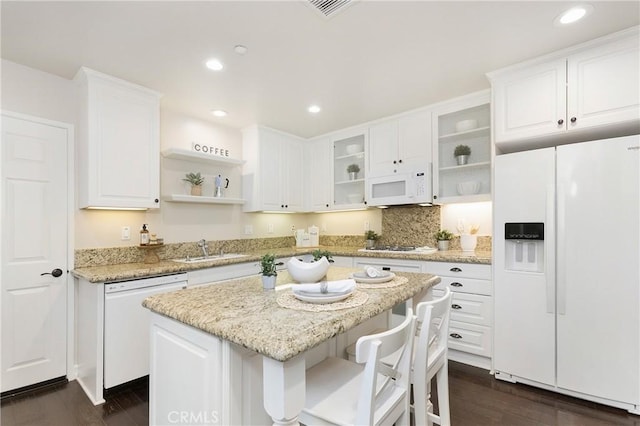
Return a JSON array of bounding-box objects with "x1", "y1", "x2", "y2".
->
[{"x1": 306, "y1": 0, "x2": 355, "y2": 19}]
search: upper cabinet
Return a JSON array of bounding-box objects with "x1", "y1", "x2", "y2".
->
[
  {"x1": 432, "y1": 90, "x2": 491, "y2": 204},
  {"x1": 368, "y1": 110, "x2": 431, "y2": 177},
  {"x1": 332, "y1": 127, "x2": 367, "y2": 209},
  {"x1": 242, "y1": 125, "x2": 304, "y2": 212},
  {"x1": 304, "y1": 137, "x2": 333, "y2": 212},
  {"x1": 489, "y1": 26, "x2": 639, "y2": 149},
  {"x1": 75, "y1": 67, "x2": 161, "y2": 209}
]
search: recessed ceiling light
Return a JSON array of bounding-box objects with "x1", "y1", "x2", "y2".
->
[
  {"x1": 234, "y1": 45, "x2": 248, "y2": 55},
  {"x1": 205, "y1": 58, "x2": 224, "y2": 71},
  {"x1": 211, "y1": 110, "x2": 227, "y2": 117},
  {"x1": 308, "y1": 105, "x2": 321, "y2": 114},
  {"x1": 554, "y1": 4, "x2": 593, "y2": 26}
]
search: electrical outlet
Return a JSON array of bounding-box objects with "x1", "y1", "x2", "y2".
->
[
  {"x1": 291, "y1": 225, "x2": 296, "y2": 232},
  {"x1": 364, "y1": 221, "x2": 370, "y2": 231},
  {"x1": 268, "y1": 224, "x2": 274, "y2": 234},
  {"x1": 121, "y1": 226, "x2": 130, "y2": 240},
  {"x1": 321, "y1": 223, "x2": 327, "y2": 232},
  {"x1": 244, "y1": 225, "x2": 253, "y2": 235}
]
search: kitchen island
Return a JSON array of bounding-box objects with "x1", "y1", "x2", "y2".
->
[{"x1": 142, "y1": 266, "x2": 439, "y2": 425}]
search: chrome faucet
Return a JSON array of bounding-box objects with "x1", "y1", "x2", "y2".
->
[{"x1": 197, "y1": 239, "x2": 209, "y2": 257}]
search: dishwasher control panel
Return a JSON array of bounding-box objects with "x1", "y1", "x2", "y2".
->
[{"x1": 105, "y1": 272, "x2": 188, "y2": 293}]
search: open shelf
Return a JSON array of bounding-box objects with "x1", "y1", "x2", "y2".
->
[
  {"x1": 439, "y1": 161, "x2": 491, "y2": 172},
  {"x1": 335, "y1": 178, "x2": 365, "y2": 186},
  {"x1": 439, "y1": 126, "x2": 490, "y2": 142},
  {"x1": 164, "y1": 194, "x2": 245, "y2": 204},
  {"x1": 162, "y1": 148, "x2": 245, "y2": 166}
]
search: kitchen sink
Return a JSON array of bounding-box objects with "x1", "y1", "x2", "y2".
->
[{"x1": 171, "y1": 253, "x2": 249, "y2": 263}]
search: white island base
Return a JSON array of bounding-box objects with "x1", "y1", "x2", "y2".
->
[{"x1": 149, "y1": 310, "x2": 391, "y2": 426}]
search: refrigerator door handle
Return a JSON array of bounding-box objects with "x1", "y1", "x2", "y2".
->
[
  {"x1": 546, "y1": 183, "x2": 556, "y2": 314},
  {"x1": 556, "y1": 184, "x2": 566, "y2": 315}
]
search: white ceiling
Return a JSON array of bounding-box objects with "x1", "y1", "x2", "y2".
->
[{"x1": 2, "y1": 1, "x2": 638, "y2": 138}]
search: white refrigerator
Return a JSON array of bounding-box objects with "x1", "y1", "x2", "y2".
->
[{"x1": 493, "y1": 134, "x2": 640, "y2": 414}]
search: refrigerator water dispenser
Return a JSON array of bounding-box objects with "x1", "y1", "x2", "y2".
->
[{"x1": 504, "y1": 223, "x2": 544, "y2": 272}]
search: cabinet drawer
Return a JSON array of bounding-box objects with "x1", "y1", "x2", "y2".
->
[
  {"x1": 423, "y1": 261, "x2": 491, "y2": 280},
  {"x1": 433, "y1": 290, "x2": 492, "y2": 326},
  {"x1": 433, "y1": 276, "x2": 492, "y2": 296},
  {"x1": 447, "y1": 320, "x2": 492, "y2": 358}
]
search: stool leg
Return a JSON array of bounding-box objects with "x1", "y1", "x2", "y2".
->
[{"x1": 435, "y1": 362, "x2": 451, "y2": 426}]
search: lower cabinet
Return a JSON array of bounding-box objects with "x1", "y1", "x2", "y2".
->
[{"x1": 424, "y1": 261, "x2": 493, "y2": 370}]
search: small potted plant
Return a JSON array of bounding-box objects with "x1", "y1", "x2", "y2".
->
[
  {"x1": 435, "y1": 229, "x2": 453, "y2": 251},
  {"x1": 260, "y1": 253, "x2": 283, "y2": 290},
  {"x1": 347, "y1": 164, "x2": 360, "y2": 180},
  {"x1": 183, "y1": 172, "x2": 205, "y2": 196},
  {"x1": 312, "y1": 249, "x2": 334, "y2": 263},
  {"x1": 453, "y1": 145, "x2": 471, "y2": 166},
  {"x1": 364, "y1": 230, "x2": 380, "y2": 249}
]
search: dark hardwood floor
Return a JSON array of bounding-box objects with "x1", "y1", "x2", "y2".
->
[{"x1": 2, "y1": 361, "x2": 638, "y2": 425}]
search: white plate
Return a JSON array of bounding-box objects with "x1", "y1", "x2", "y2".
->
[
  {"x1": 350, "y1": 271, "x2": 396, "y2": 284},
  {"x1": 293, "y1": 291, "x2": 353, "y2": 304}
]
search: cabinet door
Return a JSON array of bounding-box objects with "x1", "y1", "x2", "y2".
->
[
  {"x1": 80, "y1": 71, "x2": 161, "y2": 209},
  {"x1": 368, "y1": 120, "x2": 398, "y2": 177},
  {"x1": 492, "y1": 60, "x2": 566, "y2": 144},
  {"x1": 257, "y1": 130, "x2": 284, "y2": 211},
  {"x1": 305, "y1": 138, "x2": 332, "y2": 211},
  {"x1": 283, "y1": 137, "x2": 304, "y2": 211},
  {"x1": 567, "y1": 36, "x2": 640, "y2": 130},
  {"x1": 398, "y1": 111, "x2": 431, "y2": 172}
]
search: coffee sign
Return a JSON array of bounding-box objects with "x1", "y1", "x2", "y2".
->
[{"x1": 192, "y1": 142, "x2": 230, "y2": 157}]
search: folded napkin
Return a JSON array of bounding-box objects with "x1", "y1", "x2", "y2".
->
[
  {"x1": 293, "y1": 279, "x2": 356, "y2": 295},
  {"x1": 365, "y1": 266, "x2": 383, "y2": 278}
]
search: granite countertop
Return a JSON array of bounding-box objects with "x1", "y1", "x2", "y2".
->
[
  {"x1": 72, "y1": 246, "x2": 491, "y2": 283},
  {"x1": 142, "y1": 267, "x2": 440, "y2": 362}
]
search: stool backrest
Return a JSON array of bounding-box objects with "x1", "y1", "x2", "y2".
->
[
  {"x1": 355, "y1": 308, "x2": 417, "y2": 425},
  {"x1": 414, "y1": 288, "x2": 453, "y2": 383}
]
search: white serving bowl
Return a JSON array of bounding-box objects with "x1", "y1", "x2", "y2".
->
[
  {"x1": 287, "y1": 256, "x2": 330, "y2": 283},
  {"x1": 455, "y1": 119, "x2": 478, "y2": 133},
  {"x1": 347, "y1": 193, "x2": 362, "y2": 203},
  {"x1": 345, "y1": 144, "x2": 361, "y2": 155},
  {"x1": 456, "y1": 181, "x2": 481, "y2": 195}
]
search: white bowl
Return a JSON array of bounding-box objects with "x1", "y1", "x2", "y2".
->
[
  {"x1": 347, "y1": 193, "x2": 362, "y2": 203},
  {"x1": 456, "y1": 181, "x2": 481, "y2": 195},
  {"x1": 345, "y1": 144, "x2": 361, "y2": 155},
  {"x1": 287, "y1": 257, "x2": 330, "y2": 283},
  {"x1": 455, "y1": 119, "x2": 478, "y2": 133}
]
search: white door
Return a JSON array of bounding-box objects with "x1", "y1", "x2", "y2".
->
[
  {"x1": 556, "y1": 136, "x2": 640, "y2": 404},
  {"x1": 492, "y1": 59, "x2": 567, "y2": 144},
  {"x1": 397, "y1": 110, "x2": 431, "y2": 172},
  {"x1": 1, "y1": 113, "x2": 69, "y2": 392},
  {"x1": 368, "y1": 120, "x2": 398, "y2": 177}
]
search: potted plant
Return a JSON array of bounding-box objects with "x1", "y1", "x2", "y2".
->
[
  {"x1": 364, "y1": 230, "x2": 380, "y2": 249},
  {"x1": 347, "y1": 164, "x2": 360, "y2": 180},
  {"x1": 260, "y1": 253, "x2": 283, "y2": 290},
  {"x1": 453, "y1": 144, "x2": 471, "y2": 166},
  {"x1": 435, "y1": 229, "x2": 453, "y2": 251},
  {"x1": 311, "y1": 249, "x2": 334, "y2": 263},
  {"x1": 183, "y1": 172, "x2": 205, "y2": 196}
]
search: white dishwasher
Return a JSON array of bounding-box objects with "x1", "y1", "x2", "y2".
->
[{"x1": 104, "y1": 273, "x2": 187, "y2": 388}]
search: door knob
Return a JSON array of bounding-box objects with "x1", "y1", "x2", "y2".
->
[{"x1": 41, "y1": 268, "x2": 63, "y2": 277}]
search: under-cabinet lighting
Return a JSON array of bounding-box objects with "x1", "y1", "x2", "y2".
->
[
  {"x1": 376, "y1": 206, "x2": 389, "y2": 209},
  {"x1": 85, "y1": 207, "x2": 148, "y2": 211}
]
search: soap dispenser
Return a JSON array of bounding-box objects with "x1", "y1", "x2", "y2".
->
[{"x1": 140, "y1": 224, "x2": 150, "y2": 246}]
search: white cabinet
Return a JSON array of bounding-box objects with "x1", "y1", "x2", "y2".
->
[
  {"x1": 432, "y1": 90, "x2": 491, "y2": 203},
  {"x1": 424, "y1": 261, "x2": 492, "y2": 370},
  {"x1": 368, "y1": 110, "x2": 431, "y2": 177},
  {"x1": 304, "y1": 137, "x2": 333, "y2": 211},
  {"x1": 242, "y1": 126, "x2": 305, "y2": 212},
  {"x1": 75, "y1": 67, "x2": 161, "y2": 209},
  {"x1": 332, "y1": 128, "x2": 367, "y2": 208},
  {"x1": 490, "y1": 26, "x2": 640, "y2": 148},
  {"x1": 161, "y1": 148, "x2": 245, "y2": 205}
]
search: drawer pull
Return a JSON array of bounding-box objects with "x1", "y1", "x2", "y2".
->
[
  {"x1": 450, "y1": 267, "x2": 462, "y2": 272},
  {"x1": 382, "y1": 267, "x2": 391, "y2": 271},
  {"x1": 450, "y1": 333, "x2": 463, "y2": 339},
  {"x1": 451, "y1": 304, "x2": 462, "y2": 310},
  {"x1": 450, "y1": 282, "x2": 463, "y2": 287}
]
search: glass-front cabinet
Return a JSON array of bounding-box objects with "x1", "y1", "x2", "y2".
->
[
  {"x1": 332, "y1": 127, "x2": 367, "y2": 209},
  {"x1": 432, "y1": 90, "x2": 491, "y2": 203}
]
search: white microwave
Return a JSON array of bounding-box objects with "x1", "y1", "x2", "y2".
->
[{"x1": 366, "y1": 168, "x2": 432, "y2": 206}]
